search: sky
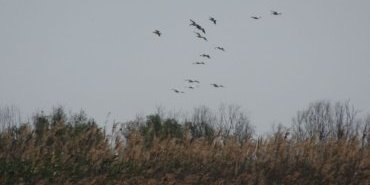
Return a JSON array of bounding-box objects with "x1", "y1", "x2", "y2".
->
[{"x1": 1, "y1": 0, "x2": 370, "y2": 133}]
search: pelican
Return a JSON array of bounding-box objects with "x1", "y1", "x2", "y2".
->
[
  {"x1": 215, "y1": 47, "x2": 225, "y2": 51},
  {"x1": 193, "y1": 62, "x2": 205, "y2": 65},
  {"x1": 200, "y1": 54, "x2": 211, "y2": 59},
  {"x1": 251, "y1": 16, "x2": 262, "y2": 20},
  {"x1": 153, "y1": 30, "x2": 161, "y2": 37},
  {"x1": 271, "y1": 11, "x2": 282, "y2": 15},
  {"x1": 209, "y1": 17, "x2": 217, "y2": 24}
]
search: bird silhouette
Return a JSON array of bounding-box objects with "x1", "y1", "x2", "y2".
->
[
  {"x1": 195, "y1": 25, "x2": 206, "y2": 34},
  {"x1": 185, "y1": 79, "x2": 200, "y2": 83},
  {"x1": 251, "y1": 16, "x2": 262, "y2": 20},
  {"x1": 195, "y1": 32, "x2": 208, "y2": 41},
  {"x1": 153, "y1": 30, "x2": 161, "y2": 37},
  {"x1": 189, "y1": 19, "x2": 197, "y2": 27},
  {"x1": 185, "y1": 85, "x2": 199, "y2": 89},
  {"x1": 271, "y1": 11, "x2": 282, "y2": 15},
  {"x1": 200, "y1": 54, "x2": 211, "y2": 59},
  {"x1": 193, "y1": 62, "x2": 206, "y2": 65},
  {"x1": 189, "y1": 19, "x2": 206, "y2": 34},
  {"x1": 215, "y1": 47, "x2": 225, "y2": 51},
  {"x1": 210, "y1": 83, "x2": 224, "y2": 88},
  {"x1": 209, "y1": 17, "x2": 217, "y2": 24},
  {"x1": 171, "y1": 88, "x2": 184, "y2": 94}
]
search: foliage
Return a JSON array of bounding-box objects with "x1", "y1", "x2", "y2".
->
[{"x1": 0, "y1": 103, "x2": 369, "y2": 184}]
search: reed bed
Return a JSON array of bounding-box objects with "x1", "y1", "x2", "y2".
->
[{"x1": 0, "y1": 105, "x2": 369, "y2": 184}]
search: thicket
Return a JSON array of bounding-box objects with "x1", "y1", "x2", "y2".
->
[{"x1": 0, "y1": 101, "x2": 369, "y2": 185}]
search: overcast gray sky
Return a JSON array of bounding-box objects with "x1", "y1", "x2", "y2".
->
[{"x1": 1, "y1": 0, "x2": 370, "y2": 133}]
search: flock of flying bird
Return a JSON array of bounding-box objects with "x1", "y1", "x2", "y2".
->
[{"x1": 153, "y1": 10, "x2": 282, "y2": 94}]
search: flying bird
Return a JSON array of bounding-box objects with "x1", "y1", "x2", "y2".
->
[
  {"x1": 215, "y1": 47, "x2": 225, "y2": 51},
  {"x1": 251, "y1": 16, "x2": 262, "y2": 20},
  {"x1": 171, "y1": 88, "x2": 184, "y2": 94},
  {"x1": 200, "y1": 54, "x2": 211, "y2": 59},
  {"x1": 195, "y1": 25, "x2": 206, "y2": 34},
  {"x1": 185, "y1": 79, "x2": 200, "y2": 83},
  {"x1": 195, "y1": 32, "x2": 202, "y2": 37},
  {"x1": 195, "y1": 32, "x2": 207, "y2": 41},
  {"x1": 271, "y1": 11, "x2": 282, "y2": 15},
  {"x1": 189, "y1": 19, "x2": 206, "y2": 34},
  {"x1": 209, "y1": 17, "x2": 217, "y2": 24},
  {"x1": 210, "y1": 83, "x2": 224, "y2": 88},
  {"x1": 189, "y1": 19, "x2": 198, "y2": 27},
  {"x1": 153, "y1": 30, "x2": 161, "y2": 37},
  {"x1": 185, "y1": 85, "x2": 199, "y2": 89},
  {"x1": 193, "y1": 62, "x2": 206, "y2": 65}
]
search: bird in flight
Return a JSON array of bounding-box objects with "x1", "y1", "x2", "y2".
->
[
  {"x1": 153, "y1": 30, "x2": 161, "y2": 37},
  {"x1": 215, "y1": 47, "x2": 225, "y2": 51},
  {"x1": 189, "y1": 19, "x2": 198, "y2": 27},
  {"x1": 189, "y1": 19, "x2": 206, "y2": 34},
  {"x1": 251, "y1": 16, "x2": 262, "y2": 20},
  {"x1": 200, "y1": 54, "x2": 211, "y2": 59},
  {"x1": 271, "y1": 11, "x2": 282, "y2": 15},
  {"x1": 210, "y1": 83, "x2": 224, "y2": 88},
  {"x1": 193, "y1": 62, "x2": 205, "y2": 65},
  {"x1": 209, "y1": 17, "x2": 217, "y2": 24},
  {"x1": 185, "y1": 85, "x2": 199, "y2": 89},
  {"x1": 195, "y1": 32, "x2": 207, "y2": 41},
  {"x1": 185, "y1": 79, "x2": 200, "y2": 83},
  {"x1": 195, "y1": 24, "x2": 206, "y2": 34},
  {"x1": 171, "y1": 88, "x2": 185, "y2": 94}
]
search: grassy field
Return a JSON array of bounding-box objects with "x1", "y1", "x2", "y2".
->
[{"x1": 0, "y1": 102, "x2": 369, "y2": 184}]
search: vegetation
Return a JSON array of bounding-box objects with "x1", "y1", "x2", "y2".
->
[{"x1": 0, "y1": 102, "x2": 369, "y2": 184}]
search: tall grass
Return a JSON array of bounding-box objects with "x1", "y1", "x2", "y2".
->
[{"x1": 0, "y1": 103, "x2": 369, "y2": 184}]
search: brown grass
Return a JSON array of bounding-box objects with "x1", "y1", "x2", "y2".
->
[{"x1": 0, "y1": 114, "x2": 369, "y2": 185}]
